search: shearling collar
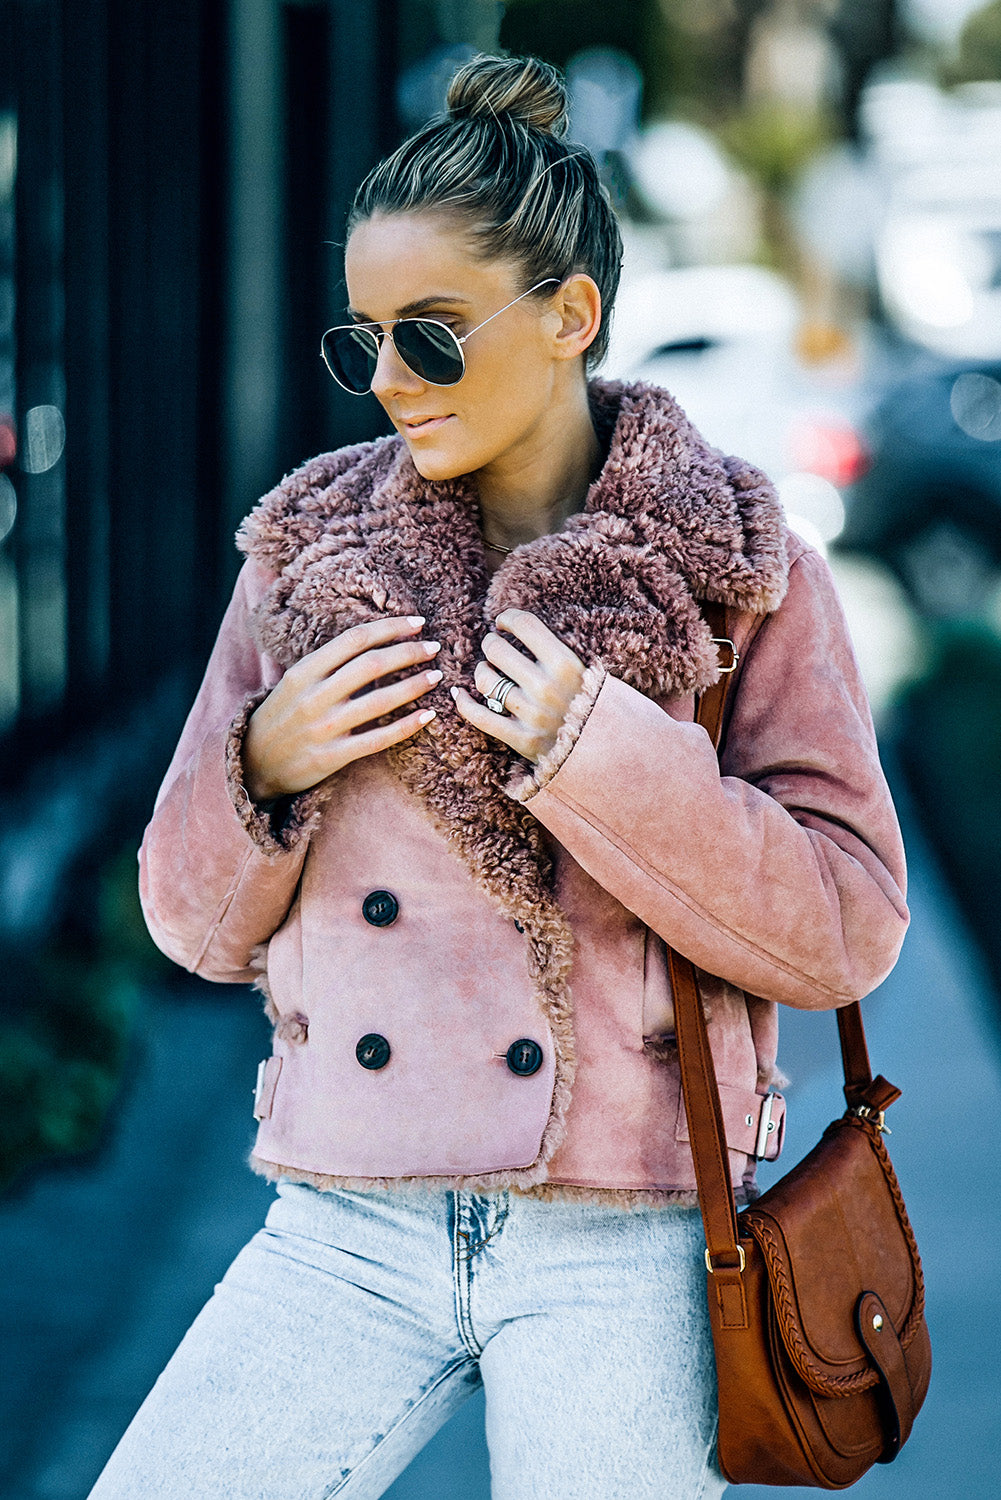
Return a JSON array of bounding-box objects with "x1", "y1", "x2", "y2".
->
[
  {"x1": 236, "y1": 379, "x2": 789, "y2": 1189},
  {"x1": 239, "y1": 379, "x2": 788, "y2": 695}
]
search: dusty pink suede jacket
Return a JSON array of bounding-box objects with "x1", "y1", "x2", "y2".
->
[{"x1": 139, "y1": 380, "x2": 908, "y2": 1205}]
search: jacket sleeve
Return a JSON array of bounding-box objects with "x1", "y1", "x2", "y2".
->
[
  {"x1": 510, "y1": 545, "x2": 909, "y2": 1010},
  {"x1": 139, "y1": 559, "x2": 329, "y2": 983}
]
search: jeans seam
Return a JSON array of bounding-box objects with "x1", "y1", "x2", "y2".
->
[
  {"x1": 319, "y1": 1355, "x2": 477, "y2": 1498},
  {"x1": 452, "y1": 1193, "x2": 483, "y2": 1358},
  {"x1": 483, "y1": 1193, "x2": 509, "y2": 1247}
]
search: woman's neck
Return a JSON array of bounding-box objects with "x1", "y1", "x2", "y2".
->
[{"x1": 475, "y1": 379, "x2": 602, "y2": 556}]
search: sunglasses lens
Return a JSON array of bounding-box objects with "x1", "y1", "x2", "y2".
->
[
  {"x1": 393, "y1": 320, "x2": 464, "y2": 385},
  {"x1": 322, "y1": 326, "x2": 380, "y2": 394}
]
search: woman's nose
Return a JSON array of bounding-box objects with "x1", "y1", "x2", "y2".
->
[{"x1": 370, "y1": 332, "x2": 423, "y2": 401}]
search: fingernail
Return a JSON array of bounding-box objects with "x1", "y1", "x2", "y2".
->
[
  {"x1": 423, "y1": 640, "x2": 441, "y2": 655},
  {"x1": 407, "y1": 615, "x2": 426, "y2": 627},
  {"x1": 449, "y1": 685, "x2": 459, "y2": 699},
  {"x1": 426, "y1": 670, "x2": 443, "y2": 684},
  {"x1": 419, "y1": 709, "x2": 436, "y2": 724}
]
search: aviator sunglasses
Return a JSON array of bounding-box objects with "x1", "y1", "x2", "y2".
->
[{"x1": 320, "y1": 278, "x2": 560, "y2": 395}]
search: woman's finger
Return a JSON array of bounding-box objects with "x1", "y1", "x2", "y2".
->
[
  {"x1": 322, "y1": 636, "x2": 442, "y2": 702},
  {"x1": 473, "y1": 661, "x2": 527, "y2": 717},
  {"x1": 493, "y1": 608, "x2": 584, "y2": 674},
  {"x1": 335, "y1": 665, "x2": 443, "y2": 733},
  {"x1": 450, "y1": 685, "x2": 535, "y2": 757},
  {"x1": 479, "y1": 631, "x2": 545, "y2": 694},
  {"x1": 294, "y1": 616, "x2": 430, "y2": 684},
  {"x1": 339, "y1": 703, "x2": 438, "y2": 758}
]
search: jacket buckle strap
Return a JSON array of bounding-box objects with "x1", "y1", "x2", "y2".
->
[
  {"x1": 755, "y1": 1090, "x2": 778, "y2": 1159},
  {"x1": 253, "y1": 1056, "x2": 283, "y2": 1121},
  {"x1": 711, "y1": 637, "x2": 739, "y2": 673}
]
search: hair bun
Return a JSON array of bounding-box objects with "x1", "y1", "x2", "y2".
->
[{"x1": 446, "y1": 55, "x2": 570, "y2": 138}]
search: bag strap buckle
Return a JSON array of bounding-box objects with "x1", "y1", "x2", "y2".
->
[
  {"x1": 711, "y1": 637, "x2": 739, "y2": 673},
  {"x1": 705, "y1": 1245, "x2": 746, "y2": 1275},
  {"x1": 851, "y1": 1104, "x2": 892, "y2": 1135}
]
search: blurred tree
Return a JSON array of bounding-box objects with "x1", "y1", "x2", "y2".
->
[
  {"x1": 826, "y1": 0, "x2": 901, "y2": 140},
  {"x1": 719, "y1": 98, "x2": 833, "y2": 273},
  {"x1": 399, "y1": 0, "x2": 503, "y2": 58},
  {"x1": 499, "y1": 0, "x2": 771, "y2": 121},
  {"x1": 720, "y1": 97, "x2": 831, "y2": 197},
  {"x1": 656, "y1": 0, "x2": 772, "y2": 119},
  {"x1": 944, "y1": 0, "x2": 1001, "y2": 84},
  {"x1": 500, "y1": 1, "x2": 848, "y2": 277},
  {"x1": 499, "y1": 0, "x2": 648, "y2": 90}
]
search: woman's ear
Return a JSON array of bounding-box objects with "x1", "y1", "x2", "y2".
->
[{"x1": 550, "y1": 274, "x2": 602, "y2": 362}]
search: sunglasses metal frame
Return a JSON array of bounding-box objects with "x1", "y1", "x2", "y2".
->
[{"x1": 320, "y1": 277, "x2": 560, "y2": 394}]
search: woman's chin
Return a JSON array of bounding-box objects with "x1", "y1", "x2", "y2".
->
[{"x1": 405, "y1": 443, "x2": 475, "y2": 484}]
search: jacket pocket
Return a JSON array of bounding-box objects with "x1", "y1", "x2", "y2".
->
[
  {"x1": 265, "y1": 893, "x2": 305, "y2": 1025},
  {"x1": 642, "y1": 928, "x2": 676, "y2": 1040}
]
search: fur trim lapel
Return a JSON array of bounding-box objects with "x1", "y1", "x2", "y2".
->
[
  {"x1": 238, "y1": 380, "x2": 788, "y2": 693},
  {"x1": 236, "y1": 379, "x2": 788, "y2": 1188},
  {"x1": 484, "y1": 381, "x2": 787, "y2": 699}
]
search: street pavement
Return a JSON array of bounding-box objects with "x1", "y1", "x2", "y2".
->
[
  {"x1": 1, "y1": 763, "x2": 999, "y2": 1498},
  {"x1": 0, "y1": 988, "x2": 275, "y2": 1499}
]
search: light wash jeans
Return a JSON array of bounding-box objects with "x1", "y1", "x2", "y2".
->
[{"x1": 88, "y1": 1182, "x2": 727, "y2": 1499}]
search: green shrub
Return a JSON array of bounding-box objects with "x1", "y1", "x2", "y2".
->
[{"x1": 0, "y1": 845, "x2": 170, "y2": 1192}]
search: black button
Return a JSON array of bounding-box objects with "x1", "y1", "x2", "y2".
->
[
  {"x1": 506, "y1": 1038, "x2": 543, "y2": 1077},
  {"x1": 356, "y1": 1034, "x2": 391, "y2": 1070},
  {"x1": 362, "y1": 890, "x2": 399, "y2": 927},
  {"x1": 513, "y1": 920, "x2": 525, "y2": 933}
]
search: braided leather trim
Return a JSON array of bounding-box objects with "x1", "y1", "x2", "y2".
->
[{"x1": 743, "y1": 1116, "x2": 927, "y2": 1398}]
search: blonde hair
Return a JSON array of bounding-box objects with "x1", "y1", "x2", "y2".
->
[{"x1": 348, "y1": 55, "x2": 623, "y2": 367}]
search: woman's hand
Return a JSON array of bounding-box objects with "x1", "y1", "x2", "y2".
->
[
  {"x1": 242, "y1": 616, "x2": 441, "y2": 802},
  {"x1": 451, "y1": 608, "x2": 585, "y2": 763}
]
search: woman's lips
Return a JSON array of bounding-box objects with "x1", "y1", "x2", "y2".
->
[{"x1": 399, "y1": 414, "x2": 452, "y2": 437}]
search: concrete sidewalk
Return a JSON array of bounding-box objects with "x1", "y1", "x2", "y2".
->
[
  {"x1": 0, "y1": 987, "x2": 274, "y2": 1499},
  {"x1": 2, "y1": 778, "x2": 999, "y2": 1498}
]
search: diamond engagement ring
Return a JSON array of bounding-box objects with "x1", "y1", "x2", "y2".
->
[{"x1": 486, "y1": 675, "x2": 517, "y2": 714}]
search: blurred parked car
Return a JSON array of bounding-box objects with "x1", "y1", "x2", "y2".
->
[
  {"x1": 874, "y1": 160, "x2": 1001, "y2": 363},
  {"x1": 831, "y1": 79, "x2": 1001, "y2": 617},
  {"x1": 603, "y1": 263, "x2": 869, "y2": 553},
  {"x1": 835, "y1": 355, "x2": 1001, "y2": 617}
]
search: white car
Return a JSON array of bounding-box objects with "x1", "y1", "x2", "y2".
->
[{"x1": 602, "y1": 264, "x2": 869, "y2": 552}]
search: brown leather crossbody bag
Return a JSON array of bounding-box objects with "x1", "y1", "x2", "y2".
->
[{"x1": 677, "y1": 604, "x2": 932, "y2": 1488}]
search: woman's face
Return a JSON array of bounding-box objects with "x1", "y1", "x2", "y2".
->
[{"x1": 343, "y1": 212, "x2": 571, "y2": 483}]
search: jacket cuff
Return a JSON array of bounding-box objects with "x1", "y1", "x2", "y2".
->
[
  {"x1": 507, "y1": 662, "x2": 607, "y2": 803},
  {"x1": 225, "y1": 693, "x2": 329, "y2": 855}
]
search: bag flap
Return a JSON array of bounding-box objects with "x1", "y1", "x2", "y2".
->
[{"x1": 740, "y1": 1116, "x2": 925, "y2": 1396}]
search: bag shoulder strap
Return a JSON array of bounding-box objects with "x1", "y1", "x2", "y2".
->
[{"x1": 678, "y1": 601, "x2": 885, "y2": 1277}]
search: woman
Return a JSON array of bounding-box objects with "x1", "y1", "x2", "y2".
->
[{"x1": 90, "y1": 54, "x2": 908, "y2": 1500}]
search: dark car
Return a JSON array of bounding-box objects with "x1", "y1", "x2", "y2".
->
[{"x1": 836, "y1": 355, "x2": 1001, "y2": 617}]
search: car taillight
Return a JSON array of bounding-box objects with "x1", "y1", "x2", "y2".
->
[
  {"x1": 0, "y1": 417, "x2": 15, "y2": 470},
  {"x1": 789, "y1": 419, "x2": 870, "y2": 487}
]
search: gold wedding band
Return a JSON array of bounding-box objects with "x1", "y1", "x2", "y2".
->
[{"x1": 486, "y1": 675, "x2": 517, "y2": 715}]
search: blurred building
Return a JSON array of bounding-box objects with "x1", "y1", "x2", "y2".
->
[
  {"x1": 0, "y1": 1, "x2": 513, "y2": 936},
  {"x1": 1, "y1": 0, "x2": 400, "y2": 785},
  {"x1": 0, "y1": 6, "x2": 511, "y2": 1204}
]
